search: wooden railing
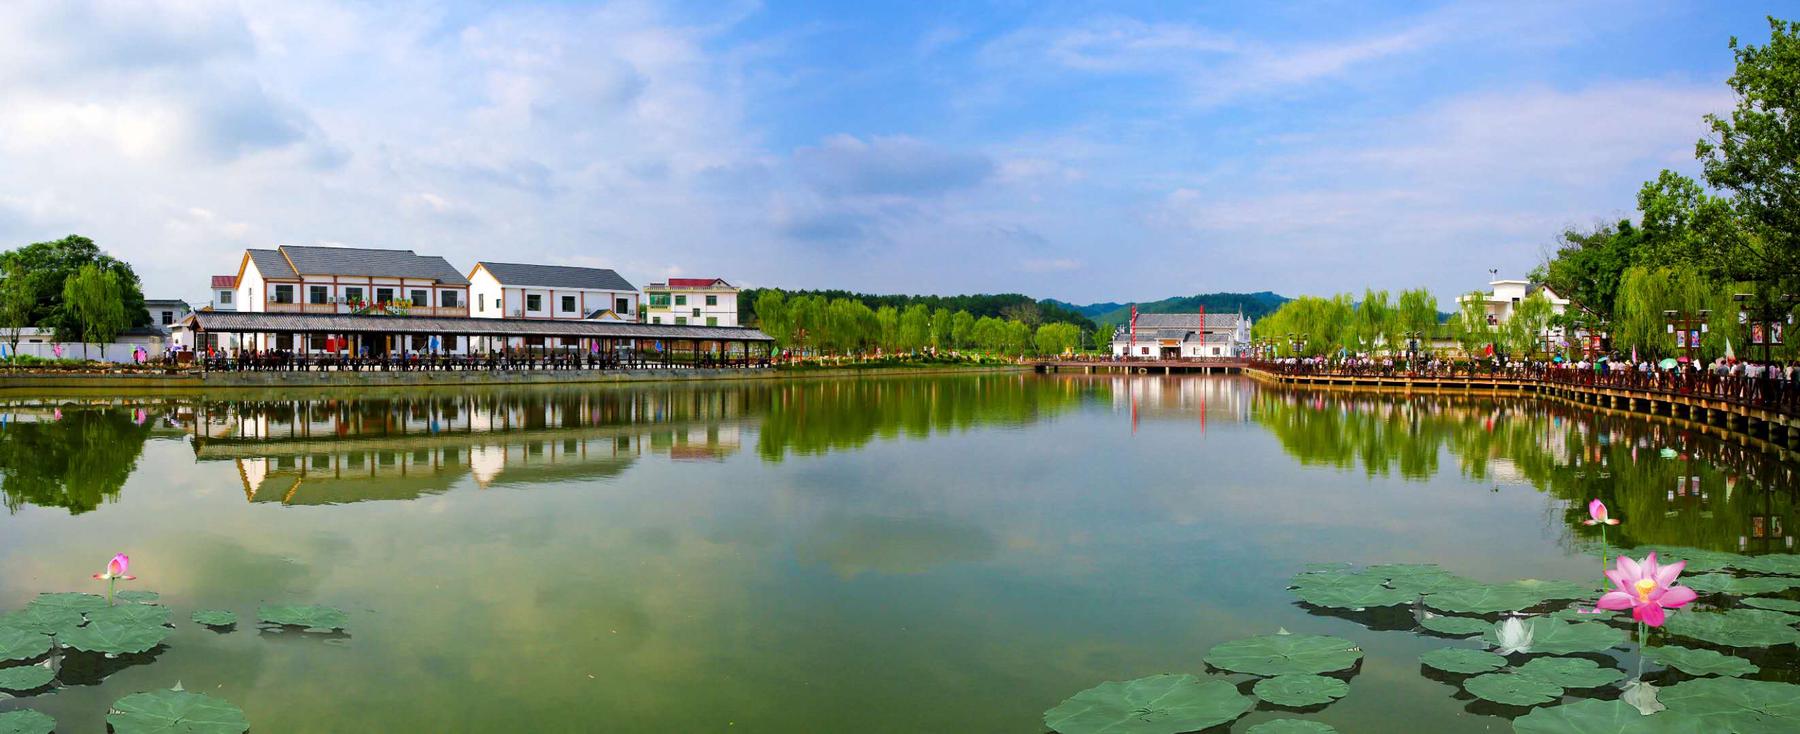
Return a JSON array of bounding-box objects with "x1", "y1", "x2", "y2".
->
[{"x1": 265, "y1": 302, "x2": 469, "y2": 318}]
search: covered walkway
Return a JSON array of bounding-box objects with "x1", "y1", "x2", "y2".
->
[{"x1": 178, "y1": 311, "x2": 776, "y2": 371}]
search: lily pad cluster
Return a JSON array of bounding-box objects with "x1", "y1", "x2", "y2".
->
[
  {"x1": 1289, "y1": 563, "x2": 1594, "y2": 615},
  {"x1": 0, "y1": 592, "x2": 172, "y2": 657}
]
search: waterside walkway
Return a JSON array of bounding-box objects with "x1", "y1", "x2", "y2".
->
[{"x1": 1247, "y1": 363, "x2": 1800, "y2": 450}]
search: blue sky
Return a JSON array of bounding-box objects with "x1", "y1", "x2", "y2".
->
[{"x1": 0, "y1": 1, "x2": 1780, "y2": 306}]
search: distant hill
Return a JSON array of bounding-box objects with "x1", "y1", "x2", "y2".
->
[{"x1": 1046, "y1": 292, "x2": 1290, "y2": 327}]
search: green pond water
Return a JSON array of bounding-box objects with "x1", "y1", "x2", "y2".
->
[{"x1": 0, "y1": 373, "x2": 1796, "y2": 732}]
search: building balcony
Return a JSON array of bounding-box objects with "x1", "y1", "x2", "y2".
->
[{"x1": 266, "y1": 302, "x2": 469, "y2": 318}]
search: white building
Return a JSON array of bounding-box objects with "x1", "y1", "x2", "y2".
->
[
  {"x1": 145, "y1": 299, "x2": 191, "y2": 329},
  {"x1": 226, "y1": 245, "x2": 471, "y2": 352},
  {"x1": 1457, "y1": 278, "x2": 1573, "y2": 347},
  {"x1": 1110, "y1": 312, "x2": 1252, "y2": 359},
  {"x1": 467, "y1": 262, "x2": 639, "y2": 321},
  {"x1": 209, "y1": 275, "x2": 237, "y2": 311},
  {"x1": 643, "y1": 278, "x2": 738, "y2": 327}
]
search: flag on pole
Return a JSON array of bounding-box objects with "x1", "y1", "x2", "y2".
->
[{"x1": 1128, "y1": 305, "x2": 1139, "y2": 356}]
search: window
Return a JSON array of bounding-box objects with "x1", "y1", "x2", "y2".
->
[
  {"x1": 478, "y1": 294, "x2": 485, "y2": 312},
  {"x1": 219, "y1": 291, "x2": 232, "y2": 305},
  {"x1": 345, "y1": 287, "x2": 364, "y2": 303},
  {"x1": 1140, "y1": 347, "x2": 1150, "y2": 355},
  {"x1": 705, "y1": 295, "x2": 717, "y2": 306},
  {"x1": 706, "y1": 317, "x2": 717, "y2": 327},
  {"x1": 411, "y1": 334, "x2": 429, "y2": 351},
  {"x1": 691, "y1": 308, "x2": 700, "y2": 317},
  {"x1": 649, "y1": 293, "x2": 670, "y2": 307},
  {"x1": 308, "y1": 334, "x2": 326, "y2": 351},
  {"x1": 160, "y1": 311, "x2": 174, "y2": 325},
  {"x1": 441, "y1": 291, "x2": 459, "y2": 308},
  {"x1": 272, "y1": 284, "x2": 295, "y2": 303},
  {"x1": 561, "y1": 295, "x2": 576, "y2": 313},
  {"x1": 652, "y1": 316, "x2": 662, "y2": 324},
  {"x1": 615, "y1": 297, "x2": 629, "y2": 314},
  {"x1": 410, "y1": 289, "x2": 428, "y2": 306},
  {"x1": 676, "y1": 316, "x2": 688, "y2": 325},
  {"x1": 309, "y1": 286, "x2": 328, "y2": 304},
  {"x1": 376, "y1": 287, "x2": 394, "y2": 303},
  {"x1": 674, "y1": 294, "x2": 687, "y2": 306},
  {"x1": 527, "y1": 294, "x2": 543, "y2": 312}
]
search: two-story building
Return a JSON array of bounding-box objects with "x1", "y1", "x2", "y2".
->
[
  {"x1": 467, "y1": 262, "x2": 639, "y2": 321},
  {"x1": 228, "y1": 245, "x2": 470, "y2": 352},
  {"x1": 1457, "y1": 278, "x2": 1573, "y2": 350},
  {"x1": 643, "y1": 278, "x2": 738, "y2": 327},
  {"x1": 1110, "y1": 312, "x2": 1252, "y2": 359}
]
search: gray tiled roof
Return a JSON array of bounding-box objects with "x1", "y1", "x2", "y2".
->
[
  {"x1": 277, "y1": 245, "x2": 471, "y2": 285},
  {"x1": 477, "y1": 262, "x2": 636, "y2": 291},
  {"x1": 246, "y1": 249, "x2": 297, "y2": 279},
  {"x1": 1131, "y1": 312, "x2": 1242, "y2": 329},
  {"x1": 183, "y1": 310, "x2": 773, "y2": 342}
]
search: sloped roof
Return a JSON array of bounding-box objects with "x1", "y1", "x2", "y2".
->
[
  {"x1": 278, "y1": 245, "x2": 470, "y2": 285},
  {"x1": 181, "y1": 310, "x2": 773, "y2": 342},
  {"x1": 1131, "y1": 312, "x2": 1242, "y2": 329},
  {"x1": 476, "y1": 262, "x2": 636, "y2": 291},
  {"x1": 211, "y1": 275, "x2": 236, "y2": 288},
  {"x1": 660, "y1": 278, "x2": 733, "y2": 289},
  {"x1": 245, "y1": 249, "x2": 296, "y2": 279}
]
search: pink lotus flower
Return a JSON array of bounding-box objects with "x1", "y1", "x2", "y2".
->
[
  {"x1": 1583, "y1": 499, "x2": 1620, "y2": 526},
  {"x1": 1595, "y1": 553, "x2": 1695, "y2": 627},
  {"x1": 93, "y1": 553, "x2": 135, "y2": 581}
]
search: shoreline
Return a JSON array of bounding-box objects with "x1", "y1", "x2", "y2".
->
[{"x1": 0, "y1": 362, "x2": 1030, "y2": 394}]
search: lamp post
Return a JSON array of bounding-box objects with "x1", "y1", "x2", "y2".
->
[
  {"x1": 1732, "y1": 292, "x2": 1797, "y2": 365},
  {"x1": 1663, "y1": 309, "x2": 1712, "y2": 364}
]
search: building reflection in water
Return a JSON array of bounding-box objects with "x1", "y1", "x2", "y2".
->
[{"x1": 186, "y1": 390, "x2": 746, "y2": 505}]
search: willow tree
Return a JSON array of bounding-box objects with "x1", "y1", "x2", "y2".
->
[
  {"x1": 1450, "y1": 291, "x2": 1492, "y2": 357},
  {"x1": 62, "y1": 263, "x2": 127, "y2": 360},
  {"x1": 1505, "y1": 291, "x2": 1556, "y2": 357},
  {"x1": 1354, "y1": 289, "x2": 1393, "y2": 352},
  {"x1": 1613, "y1": 266, "x2": 1739, "y2": 359},
  {"x1": 1394, "y1": 288, "x2": 1439, "y2": 352},
  {"x1": 930, "y1": 307, "x2": 954, "y2": 349}
]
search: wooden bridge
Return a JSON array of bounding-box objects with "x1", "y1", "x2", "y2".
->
[{"x1": 1032, "y1": 358, "x2": 1249, "y2": 375}]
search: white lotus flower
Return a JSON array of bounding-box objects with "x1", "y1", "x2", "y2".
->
[{"x1": 1493, "y1": 617, "x2": 1534, "y2": 655}]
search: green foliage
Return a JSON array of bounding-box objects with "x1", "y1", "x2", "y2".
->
[
  {"x1": 1418, "y1": 647, "x2": 1506, "y2": 674},
  {"x1": 742, "y1": 288, "x2": 1095, "y2": 331},
  {"x1": 1513, "y1": 698, "x2": 1707, "y2": 733},
  {"x1": 1691, "y1": 17, "x2": 1800, "y2": 288},
  {"x1": 1252, "y1": 674, "x2": 1349, "y2": 707},
  {"x1": 1203, "y1": 634, "x2": 1363, "y2": 676},
  {"x1": 0, "y1": 710, "x2": 55, "y2": 734},
  {"x1": 62, "y1": 262, "x2": 129, "y2": 357},
  {"x1": 191, "y1": 610, "x2": 239, "y2": 628},
  {"x1": 0, "y1": 235, "x2": 150, "y2": 341},
  {"x1": 1660, "y1": 677, "x2": 1800, "y2": 732},
  {"x1": 0, "y1": 626, "x2": 51, "y2": 661},
  {"x1": 1073, "y1": 291, "x2": 1289, "y2": 327},
  {"x1": 0, "y1": 607, "x2": 82, "y2": 637},
  {"x1": 1533, "y1": 220, "x2": 1652, "y2": 322},
  {"x1": 1681, "y1": 573, "x2": 1800, "y2": 595},
  {"x1": 0, "y1": 663, "x2": 54, "y2": 692},
  {"x1": 87, "y1": 604, "x2": 173, "y2": 628},
  {"x1": 1042, "y1": 674, "x2": 1252, "y2": 734},
  {"x1": 1033, "y1": 322, "x2": 1081, "y2": 356},
  {"x1": 107, "y1": 689, "x2": 250, "y2": 734},
  {"x1": 1425, "y1": 580, "x2": 1590, "y2": 615},
  {"x1": 1643, "y1": 645, "x2": 1758, "y2": 677},
  {"x1": 1245, "y1": 721, "x2": 1336, "y2": 734},
  {"x1": 1513, "y1": 657, "x2": 1624, "y2": 689},
  {"x1": 1477, "y1": 617, "x2": 1627, "y2": 655},
  {"x1": 1462, "y1": 671, "x2": 1564, "y2": 706},
  {"x1": 1418, "y1": 615, "x2": 1490, "y2": 637},
  {"x1": 115, "y1": 590, "x2": 160, "y2": 604},
  {"x1": 60, "y1": 620, "x2": 170, "y2": 654},
  {"x1": 1663, "y1": 608, "x2": 1800, "y2": 648},
  {"x1": 27, "y1": 593, "x2": 107, "y2": 613},
  {"x1": 257, "y1": 604, "x2": 348, "y2": 632}
]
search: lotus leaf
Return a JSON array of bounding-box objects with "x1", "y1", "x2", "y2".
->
[
  {"x1": 1204, "y1": 634, "x2": 1362, "y2": 676},
  {"x1": 1681, "y1": 574, "x2": 1800, "y2": 596},
  {"x1": 87, "y1": 604, "x2": 173, "y2": 628},
  {"x1": 1042, "y1": 673, "x2": 1252, "y2": 734},
  {"x1": 59, "y1": 620, "x2": 169, "y2": 655},
  {"x1": 1418, "y1": 647, "x2": 1506, "y2": 674},
  {"x1": 0, "y1": 710, "x2": 55, "y2": 734},
  {"x1": 107, "y1": 689, "x2": 250, "y2": 734},
  {"x1": 1512, "y1": 698, "x2": 1709, "y2": 733},
  {"x1": 1245, "y1": 720, "x2": 1337, "y2": 734},
  {"x1": 1663, "y1": 609, "x2": 1800, "y2": 648},
  {"x1": 1419, "y1": 615, "x2": 1490, "y2": 636},
  {"x1": 1643, "y1": 645, "x2": 1757, "y2": 677},
  {"x1": 1480, "y1": 617, "x2": 1627, "y2": 655},
  {"x1": 1364, "y1": 563, "x2": 1446, "y2": 579},
  {"x1": 1513, "y1": 657, "x2": 1624, "y2": 689},
  {"x1": 1660, "y1": 677, "x2": 1800, "y2": 733},
  {"x1": 0, "y1": 607, "x2": 83, "y2": 637},
  {"x1": 1291, "y1": 583, "x2": 1414, "y2": 610},
  {"x1": 191, "y1": 610, "x2": 238, "y2": 628},
  {"x1": 1462, "y1": 672, "x2": 1563, "y2": 706},
  {"x1": 1739, "y1": 597, "x2": 1800, "y2": 613},
  {"x1": 1425, "y1": 580, "x2": 1590, "y2": 614},
  {"x1": 115, "y1": 591, "x2": 160, "y2": 604},
  {"x1": 1729, "y1": 554, "x2": 1800, "y2": 576},
  {"x1": 1633, "y1": 546, "x2": 1745, "y2": 573},
  {"x1": 0, "y1": 627, "x2": 51, "y2": 661},
  {"x1": 1547, "y1": 606, "x2": 1618, "y2": 622},
  {"x1": 257, "y1": 604, "x2": 347, "y2": 632},
  {"x1": 0, "y1": 663, "x2": 54, "y2": 691},
  {"x1": 1252, "y1": 674, "x2": 1349, "y2": 707},
  {"x1": 27, "y1": 593, "x2": 106, "y2": 613},
  {"x1": 1301, "y1": 563, "x2": 1352, "y2": 573}
]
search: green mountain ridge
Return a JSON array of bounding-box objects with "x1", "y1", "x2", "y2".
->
[{"x1": 1046, "y1": 292, "x2": 1291, "y2": 327}]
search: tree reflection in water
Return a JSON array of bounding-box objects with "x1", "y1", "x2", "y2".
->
[
  {"x1": 0, "y1": 406, "x2": 152, "y2": 514},
  {"x1": 1252, "y1": 386, "x2": 1800, "y2": 554}
]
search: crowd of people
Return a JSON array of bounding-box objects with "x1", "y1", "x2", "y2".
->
[{"x1": 200, "y1": 347, "x2": 772, "y2": 372}]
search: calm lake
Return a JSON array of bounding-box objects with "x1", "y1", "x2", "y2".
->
[{"x1": 0, "y1": 373, "x2": 1795, "y2": 732}]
